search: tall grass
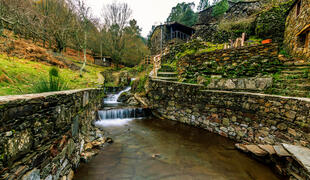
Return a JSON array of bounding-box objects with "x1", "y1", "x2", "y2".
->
[{"x1": 32, "y1": 67, "x2": 69, "y2": 93}]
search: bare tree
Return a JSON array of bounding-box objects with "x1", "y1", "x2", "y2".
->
[
  {"x1": 101, "y1": 2, "x2": 132, "y2": 68},
  {"x1": 74, "y1": 0, "x2": 91, "y2": 77}
]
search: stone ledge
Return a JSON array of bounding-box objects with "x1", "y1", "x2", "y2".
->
[
  {"x1": 0, "y1": 88, "x2": 101, "y2": 105},
  {"x1": 201, "y1": 89, "x2": 310, "y2": 102},
  {"x1": 150, "y1": 78, "x2": 204, "y2": 87}
]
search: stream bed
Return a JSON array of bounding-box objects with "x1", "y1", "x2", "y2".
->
[
  {"x1": 74, "y1": 86, "x2": 283, "y2": 180},
  {"x1": 74, "y1": 116, "x2": 283, "y2": 180}
]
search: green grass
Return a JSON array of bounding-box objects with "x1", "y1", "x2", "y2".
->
[
  {"x1": 32, "y1": 67, "x2": 69, "y2": 93},
  {"x1": 0, "y1": 54, "x2": 110, "y2": 96}
]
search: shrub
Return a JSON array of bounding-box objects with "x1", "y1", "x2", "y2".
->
[
  {"x1": 136, "y1": 75, "x2": 149, "y2": 93},
  {"x1": 32, "y1": 67, "x2": 68, "y2": 93},
  {"x1": 218, "y1": 17, "x2": 256, "y2": 38}
]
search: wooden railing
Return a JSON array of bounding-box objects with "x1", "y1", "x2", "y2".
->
[
  {"x1": 142, "y1": 54, "x2": 162, "y2": 77},
  {"x1": 143, "y1": 56, "x2": 152, "y2": 65},
  {"x1": 152, "y1": 54, "x2": 161, "y2": 77},
  {"x1": 224, "y1": 33, "x2": 246, "y2": 49}
]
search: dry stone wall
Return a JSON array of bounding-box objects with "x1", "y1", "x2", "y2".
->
[
  {"x1": 0, "y1": 89, "x2": 104, "y2": 179},
  {"x1": 206, "y1": 77, "x2": 273, "y2": 91},
  {"x1": 147, "y1": 79, "x2": 310, "y2": 148},
  {"x1": 284, "y1": 0, "x2": 310, "y2": 59},
  {"x1": 178, "y1": 43, "x2": 280, "y2": 82}
]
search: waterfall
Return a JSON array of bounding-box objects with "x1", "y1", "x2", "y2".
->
[
  {"x1": 95, "y1": 108, "x2": 148, "y2": 127},
  {"x1": 104, "y1": 86, "x2": 131, "y2": 104},
  {"x1": 98, "y1": 108, "x2": 145, "y2": 120}
]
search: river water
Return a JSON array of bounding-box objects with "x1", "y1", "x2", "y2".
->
[
  {"x1": 74, "y1": 87, "x2": 283, "y2": 180},
  {"x1": 75, "y1": 118, "x2": 283, "y2": 180}
]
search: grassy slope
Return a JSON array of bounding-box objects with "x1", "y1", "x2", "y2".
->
[{"x1": 0, "y1": 54, "x2": 110, "y2": 96}]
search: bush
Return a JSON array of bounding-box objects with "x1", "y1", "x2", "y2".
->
[
  {"x1": 32, "y1": 67, "x2": 68, "y2": 93},
  {"x1": 218, "y1": 17, "x2": 256, "y2": 38}
]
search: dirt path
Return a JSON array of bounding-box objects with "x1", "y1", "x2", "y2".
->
[{"x1": 97, "y1": 72, "x2": 105, "y2": 84}]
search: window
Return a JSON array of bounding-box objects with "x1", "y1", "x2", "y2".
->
[
  {"x1": 306, "y1": 32, "x2": 309, "y2": 49},
  {"x1": 296, "y1": 0, "x2": 302, "y2": 17},
  {"x1": 297, "y1": 33, "x2": 306, "y2": 48},
  {"x1": 297, "y1": 31, "x2": 309, "y2": 49}
]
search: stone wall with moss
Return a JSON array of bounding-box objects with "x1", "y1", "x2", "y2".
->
[
  {"x1": 194, "y1": 1, "x2": 294, "y2": 44},
  {"x1": 284, "y1": 0, "x2": 310, "y2": 59},
  {"x1": 177, "y1": 43, "x2": 280, "y2": 83},
  {"x1": 255, "y1": 0, "x2": 295, "y2": 43},
  {"x1": 147, "y1": 79, "x2": 310, "y2": 148},
  {"x1": 0, "y1": 89, "x2": 104, "y2": 179}
]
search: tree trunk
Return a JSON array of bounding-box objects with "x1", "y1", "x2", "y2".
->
[
  {"x1": 80, "y1": 31, "x2": 87, "y2": 77},
  {"x1": 100, "y1": 43, "x2": 103, "y2": 61}
]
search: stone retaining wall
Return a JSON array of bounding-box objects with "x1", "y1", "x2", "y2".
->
[
  {"x1": 206, "y1": 77, "x2": 273, "y2": 91},
  {"x1": 147, "y1": 79, "x2": 310, "y2": 148},
  {"x1": 178, "y1": 43, "x2": 280, "y2": 82},
  {"x1": 0, "y1": 89, "x2": 104, "y2": 179}
]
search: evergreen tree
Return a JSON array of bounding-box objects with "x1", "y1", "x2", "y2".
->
[
  {"x1": 197, "y1": 0, "x2": 210, "y2": 11},
  {"x1": 212, "y1": 0, "x2": 229, "y2": 17},
  {"x1": 166, "y1": 2, "x2": 198, "y2": 27}
]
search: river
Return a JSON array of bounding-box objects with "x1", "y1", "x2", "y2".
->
[{"x1": 74, "y1": 87, "x2": 283, "y2": 180}]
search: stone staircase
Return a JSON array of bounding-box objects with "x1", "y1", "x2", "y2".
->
[
  {"x1": 152, "y1": 65, "x2": 178, "y2": 82},
  {"x1": 269, "y1": 60, "x2": 310, "y2": 97}
]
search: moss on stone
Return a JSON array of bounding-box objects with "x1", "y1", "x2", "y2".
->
[{"x1": 255, "y1": 0, "x2": 295, "y2": 43}]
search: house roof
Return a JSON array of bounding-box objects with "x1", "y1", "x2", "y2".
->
[{"x1": 150, "y1": 22, "x2": 195, "y2": 38}]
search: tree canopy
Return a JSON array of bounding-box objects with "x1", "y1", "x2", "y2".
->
[
  {"x1": 0, "y1": 0, "x2": 149, "y2": 67},
  {"x1": 166, "y1": 2, "x2": 198, "y2": 27},
  {"x1": 197, "y1": 0, "x2": 210, "y2": 11},
  {"x1": 212, "y1": 0, "x2": 229, "y2": 17}
]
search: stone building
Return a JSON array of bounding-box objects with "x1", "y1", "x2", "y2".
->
[
  {"x1": 284, "y1": 0, "x2": 310, "y2": 59},
  {"x1": 150, "y1": 22, "x2": 195, "y2": 55},
  {"x1": 94, "y1": 56, "x2": 112, "y2": 67}
]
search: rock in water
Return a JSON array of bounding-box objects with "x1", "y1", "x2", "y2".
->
[{"x1": 22, "y1": 168, "x2": 40, "y2": 180}]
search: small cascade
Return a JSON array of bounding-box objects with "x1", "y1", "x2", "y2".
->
[
  {"x1": 95, "y1": 108, "x2": 148, "y2": 127},
  {"x1": 104, "y1": 86, "x2": 131, "y2": 104},
  {"x1": 98, "y1": 108, "x2": 145, "y2": 120}
]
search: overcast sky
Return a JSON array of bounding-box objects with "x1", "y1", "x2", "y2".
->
[{"x1": 85, "y1": 0, "x2": 201, "y2": 37}]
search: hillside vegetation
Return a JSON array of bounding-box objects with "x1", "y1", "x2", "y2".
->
[{"x1": 0, "y1": 54, "x2": 110, "y2": 96}]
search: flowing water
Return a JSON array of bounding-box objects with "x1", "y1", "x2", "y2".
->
[
  {"x1": 95, "y1": 108, "x2": 147, "y2": 127},
  {"x1": 74, "y1": 88, "x2": 284, "y2": 180},
  {"x1": 104, "y1": 86, "x2": 132, "y2": 104}
]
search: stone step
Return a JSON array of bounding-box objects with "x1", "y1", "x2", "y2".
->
[
  {"x1": 280, "y1": 74, "x2": 306, "y2": 79},
  {"x1": 236, "y1": 143, "x2": 310, "y2": 179},
  {"x1": 281, "y1": 70, "x2": 305, "y2": 74},
  {"x1": 157, "y1": 72, "x2": 178, "y2": 78},
  {"x1": 282, "y1": 144, "x2": 310, "y2": 173},
  {"x1": 282, "y1": 66, "x2": 310, "y2": 70},
  {"x1": 152, "y1": 76, "x2": 178, "y2": 81},
  {"x1": 157, "y1": 72, "x2": 177, "y2": 75},
  {"x1": 284, "y1": 61, "x2": 310, "y2": 66},
  {"x1": 158, "y1": 65, "x2": 176, "y2": 72},
  {"x1": 158, "y1": 69, "x2": 176, "y2": 73},
  {"x1": 273, "y1": 83, "x2": 310, "y2": 91},
  {"x1": 276, "y1": 79, "x2": 310, "y2": 83}
]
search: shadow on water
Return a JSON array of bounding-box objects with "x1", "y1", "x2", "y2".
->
[{"x1": 74, "y1": 116, "x2": 286, "y2": 180}]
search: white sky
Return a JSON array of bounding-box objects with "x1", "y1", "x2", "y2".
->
[{"x1": 85, "y1": 0, "x2": 201, "y2": 37}]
